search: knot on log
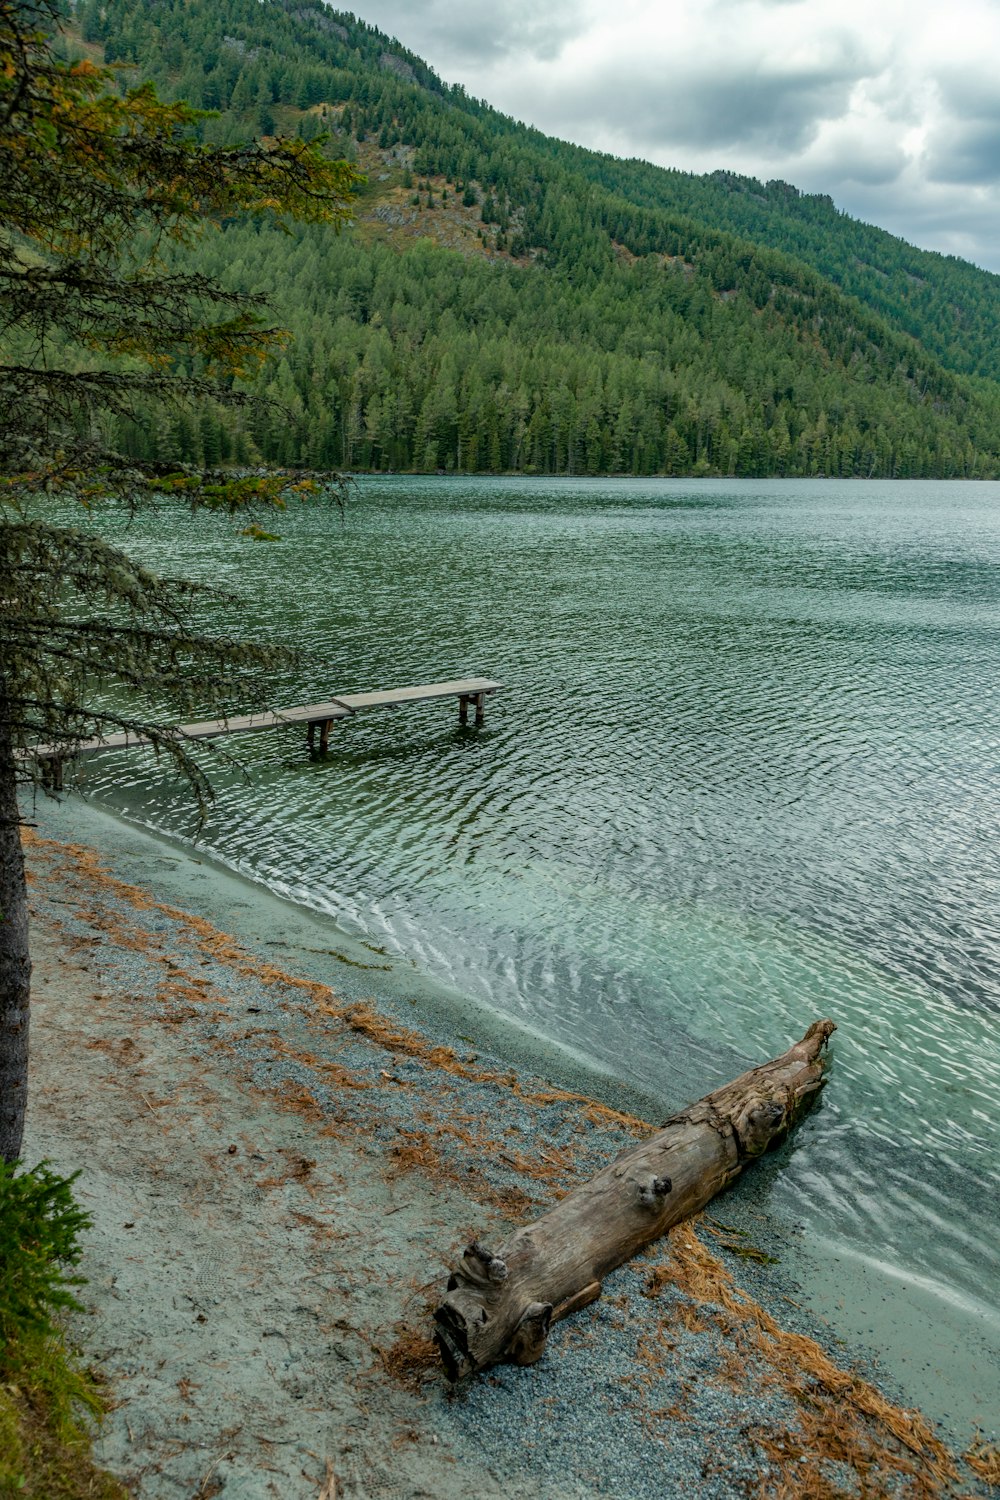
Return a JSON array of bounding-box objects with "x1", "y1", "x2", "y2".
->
[
  {"x1": 638, "y1": 1175, "x2": 672, "y2": 1207},
  {"x1": 464, "y1": 1241, "x2": 509, "y2": 1284},
  {"x1": 734, "y1": 1095, "x2": 787, "y2": 1157},
  {"x1": 508, "y1": 1301, "x2": 552, "y2": 1366}
]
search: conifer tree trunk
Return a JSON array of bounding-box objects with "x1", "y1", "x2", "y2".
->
[{"x1": 0, "y1": 692, "x2": 30, "y2": 1163}]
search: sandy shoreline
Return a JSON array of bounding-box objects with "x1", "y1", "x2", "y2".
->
[{"x1": 19, "y1": 803, "x2": 996, "y2": 1498}]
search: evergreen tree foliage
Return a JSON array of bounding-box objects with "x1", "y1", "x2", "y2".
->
[
  {"x1": 0, "y1": 0, "x2": 358, "y2": 1162},
  {"x1": 0, "y1": 1159, "x2": 123, "y2": 1499},
  {"x1": 0, "y1": 1159, "x2": 90, "y2": 1342}
]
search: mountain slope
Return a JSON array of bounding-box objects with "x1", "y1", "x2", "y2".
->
[
  {"x1": 561, "y1": 157, "x2": 1000, "y2": 383},
  {"x1": 57, "y1": 0, "x2": 1000, "y2": 477}
]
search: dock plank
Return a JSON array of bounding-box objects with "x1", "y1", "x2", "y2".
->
[
  {"x1": 26, "y1": 677, "x2": 503, "y2": 761},
  {"x1": 336, "y1": 678, "x2": 501, "y2": 711}
]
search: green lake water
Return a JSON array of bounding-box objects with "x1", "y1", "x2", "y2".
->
[{"x1": 68, "y1": 476, "x2": 1000, "y2": 1434}]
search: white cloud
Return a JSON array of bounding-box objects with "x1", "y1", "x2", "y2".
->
[
  {"x1": 353, "y1": 0, "x2": 591, "y2": 67},
  {"x1": 341, "y1": 0, "x2": 1000, "y2": 271}
]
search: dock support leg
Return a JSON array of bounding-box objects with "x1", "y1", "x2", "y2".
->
[
  {"x1": 319, "y1": 718, "x2": 333, "y2": 755},
  {"x1": 475, "y1": 692, "x2": 486, "y2": 726},
  {"x1": 459, "y1": 694, "x2": 469, "y2": 727},
  {"x1": 307, "y1": 721, "x2": 317, "y2": 756},
  {"x1": 39, "y1": 756, "x2": 64, "y2": 792}
]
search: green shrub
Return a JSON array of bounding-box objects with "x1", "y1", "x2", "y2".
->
[
  {"x1": 0, "y1": 1161, "x2": 90, "y2": 1350},
  {"x1": 0, "y1": 1162, "x2": 125, "y2": 1500}
]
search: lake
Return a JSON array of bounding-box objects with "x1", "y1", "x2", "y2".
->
[{"x1": 69, "y1": 476, "x2": 1000, "y2": 1433}]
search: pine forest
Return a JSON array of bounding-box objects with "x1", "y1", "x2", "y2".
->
[{"x1": 51, "y1": 0, "x2": 1000, "y2": 478}]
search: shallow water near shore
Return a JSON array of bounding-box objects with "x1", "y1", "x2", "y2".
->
[{"x1": 56, "y1": 476, "x2": 1000, "y2": 1437}]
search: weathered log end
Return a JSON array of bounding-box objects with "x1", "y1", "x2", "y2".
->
[
  {"x1": 433, "y1": 1290, "x2": 480, "y2": 1382},
  {"x1": 433, "y1": 1019, "x2": 836, "y2": 1381},
  {"x1": 435, "y1": 1241, "x2": 520, "y2": 1380}
]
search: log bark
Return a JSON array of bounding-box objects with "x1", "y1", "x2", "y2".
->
[{"x1": 433, "y1": 1018, "x2": 835, "y2": 1380}]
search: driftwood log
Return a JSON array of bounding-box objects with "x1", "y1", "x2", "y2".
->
[{"x1": 434, "y1": 1018, "x2": 835, "y2": 1380}]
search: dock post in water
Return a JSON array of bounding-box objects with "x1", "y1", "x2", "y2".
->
[
  {"x1": 308, "y1": 716, "x2": 340, "y2": 757},
  {"x1": 39, "y1": 755, "x2": 64, "y2": 792},
  {"x1": 458, "y1": 689, "x2": 489, "y2": 727}
]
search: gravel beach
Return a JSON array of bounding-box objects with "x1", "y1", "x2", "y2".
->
[{"x1": 19, "y1": 803, "x2": 996, "y2": 1499}]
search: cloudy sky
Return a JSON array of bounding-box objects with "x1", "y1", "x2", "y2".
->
[{"x1": 342, "y1": 0, "x2": 1000, "y2": 273}]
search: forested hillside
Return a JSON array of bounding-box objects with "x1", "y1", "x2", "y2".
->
[
  {"x1": 53, "y1": 0, "x2": 1000, "y2": 477},
  {"x1": 540, "y1": 156, "x2": 1000, "y2": 385}
]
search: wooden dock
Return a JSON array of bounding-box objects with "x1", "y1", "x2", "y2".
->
[{"x1": 29, "y1": 677, "x2": 503, "y2": 785}]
